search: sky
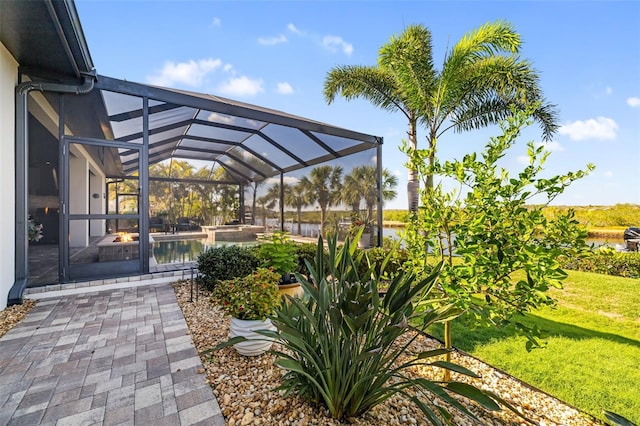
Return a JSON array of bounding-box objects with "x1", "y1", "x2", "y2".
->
[{"x1": 75, "y1": 0, "x2": 640, "y2": 210}]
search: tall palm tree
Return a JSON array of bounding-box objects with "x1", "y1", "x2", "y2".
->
[
  {"x1": 325, "y1": 64, "x2": 419, "y2": 212},
  {"x1": 343, "y1": 165, "x2": 398, "y2": 223},
  {"x1": 301, "y1": 165, "x2": 343, "y2": 237},
  {"x1": 324, "y1": 21, "x2": 558, "y2": 211},
  {"x1": 285, "y1": 181, "x2": 310, "y2": 235},
  {"x1": 341, "y1": 171, "x2": 364, "y2": 213},
  {"x1": 263, "y1": 182, "x2": 290, "y2": 229},
  {"x1": 367, "y1": 168, "x2": 398, "y2": 221}
]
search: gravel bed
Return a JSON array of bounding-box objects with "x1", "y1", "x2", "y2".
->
[
  {"x1": 0, "y1": 299, "x2": 36, "y2": 339},
  {"x1": 174, "y1": 281, "x2": 601, "y2": 426}
]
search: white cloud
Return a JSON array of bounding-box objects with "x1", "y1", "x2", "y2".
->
[
  {"x1": 558, "y1": 117, "x2": 618, "y2": 141},
  {"x1": 218, "y1": 76, "x2": 264, "y2": 97},
  {"x1": 266, "y1": 176, "x2": 300, "y2": 185},
  {"x1": 627, "y1": 97, "x2": 640, "y2": 107},
  {"x1": 393, "y1": 169, "x2": 402, "y2": 177},
  {"x1": 276, "y1": 82, "x2": 294, "y2": 95},
  {"x1": 605, "y1": 86, "x2": 613, "y2": 95},
  {"x1": 258, "y1": 34, "x2": 287, "y2": 46},
  {"x1": 288, "y1": 23, "x2": 301, "y2": 35},
  {"x1": 147, "y1": 58, "x2": 222, "y2": 87},
  {"x1": 208, "y1": 111, "x2": 262, "y2": 128},
  {"x1": 536, "y1": 140, "x2": 564, "y2": 152},
  {"x1": 210, "y1": 17, "x2": 221, "y2": 27},
  {"x1": 207, "y1": 112, "x2": 236, "y2": 124},
  {"x1": 322, "y1": 35, "x2": 353, "y2": 56},
  {"x1": 516, "y1": 155, "x2": 530, "y2": 165},
  {"x1": 603, "y1": 170, "x2": 614, "y2": 178}
]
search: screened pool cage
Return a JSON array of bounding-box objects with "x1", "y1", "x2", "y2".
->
[{"x1": 24, "y1": 74, "x2": 383, "y2": 286}]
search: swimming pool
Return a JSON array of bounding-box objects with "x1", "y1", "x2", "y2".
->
[{"x1": 153, "y1": 238, "x2": 258, "y2": 264}]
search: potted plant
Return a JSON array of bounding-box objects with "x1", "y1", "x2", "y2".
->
[
  {"x1": 28, "y1": 215, "x2": 44, "y2": 243},
  {"x1": 349, "y1": 213, "x2": 373, "y2": 249},
  {"x1": 257, "y1": 232, "x2": 304, "y2": 297},
  {"x1": 210, "y1": 267, "x2": 282, "y2": 356}
]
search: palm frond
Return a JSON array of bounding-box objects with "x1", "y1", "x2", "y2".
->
[
  {"x1": 379, "y1": 24, "x2": 437, "y2": 116},
  {"x1": 323, "y1": 65, "x2": 409, "y2": 117},
  {"x1": 437, "y1": 52, "x2": 559, "y2": 140},
  {"x1": 440, "y1": 21, "x2": 521, "y2": 102}
]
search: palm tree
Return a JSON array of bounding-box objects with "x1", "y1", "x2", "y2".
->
[
  {"x1": 367, "y1": 168, "x2": 398, "y2": 221},
  {"x1": 262, "y1": 182, "x2": 291, "y2": 230},
  {"x1": 301, "y1": 165, "x2": 343, "y2": 237},
  {"x1": 341, "y1": 171, "x2": 364, "y2": 214},
  {"x1": 285, "y1": 181, "x2": 310, "y2": 235},
  {"x1": 325, "y1": 64, "x2": 419, "y2": 212},
  {"x1": 324, "y1": 21, "x2": 558, "y2": 211},
  {"x1": 343, "y1": 165, "x2": 398, "y2": 223}
]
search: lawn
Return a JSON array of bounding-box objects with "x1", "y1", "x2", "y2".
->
[{"x1": 429, "y1": 270, "x2": 640, "y2": 424}]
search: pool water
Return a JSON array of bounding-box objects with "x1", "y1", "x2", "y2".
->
[
  {"x1": 153, "y1": 239, "x2": 257, "y2": 264},
  {"x1": 153, "y1": 234, "x2": 620, "y2": 265}
]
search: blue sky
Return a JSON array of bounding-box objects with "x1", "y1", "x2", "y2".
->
[{"x1": 76, "y1": 1, "x2": 640, "y2": 209}]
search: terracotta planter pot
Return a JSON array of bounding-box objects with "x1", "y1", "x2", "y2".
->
[
  {"x1": 278, "y1": 282, "x2": 304, "y2": 299},
  {"x1": 229, "y1": 317, "x2": 276, "y2": 356}
]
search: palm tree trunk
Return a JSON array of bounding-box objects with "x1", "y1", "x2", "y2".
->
[
  {"x1": 407, "y1": 116, "x2": 420, "y2": 212},
  {"x1": 296, "y1": 206, "x2": 302, "y2": 235},
  {"x1": 252, "y1": 185, "x2": 257, "y2": 225},
  {"x1": 425, "y1": 133, "x2": 437, "y2": 190},
  {"x1": 320, "y1": 204, "x2": 326, "y2": 237}
]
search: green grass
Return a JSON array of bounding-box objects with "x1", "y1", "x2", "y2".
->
[{"x1": 429, "y1": 270, "x2": 640, "y2": 424}]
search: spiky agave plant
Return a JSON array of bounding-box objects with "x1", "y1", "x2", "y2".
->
[{"x1": 259, "y1": 234, "x2": 513, "y2": 423}]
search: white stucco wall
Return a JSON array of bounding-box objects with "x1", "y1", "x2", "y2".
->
[
  {"x1": 89, "y1": 170, "x2": 105, "y2": 237},
  {"x1": 0, "y1": 42, "x2": 17, "y2": 310},
  {"x1": 69, "y1": 154, "x2": 89, "y2": 247}
]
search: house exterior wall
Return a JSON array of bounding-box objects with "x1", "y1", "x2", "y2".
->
[
  {"x1": 69, "y1": 154, "x2": 89, "y2": 247},
  {"x1": 0, "y1": 42, "x2": 18, "y2": 310}
]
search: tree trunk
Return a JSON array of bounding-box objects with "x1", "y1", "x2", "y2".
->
[
  {"x1": 296, "y1": 206, "x2": 302, "y2": 235},
  {"x1": 407, "y1": 116, "x2": 420, "y2": 212},
  {"x1": 425, "y1": 133, "x2": 437, "y2": 190},
  {"x1": 251, "y1": 185, "x2": 257, "y2": 225},
  {"x1": 320, "y1": 204, "x2": 327, "y2": 237},
  {"x1": 443, "y1": 320, "x2": 452, "y2": 382}
]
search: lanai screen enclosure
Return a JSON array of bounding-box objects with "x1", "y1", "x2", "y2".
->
[{"x1": 22, "y1": 73, "x2": 383, "y2": 287}]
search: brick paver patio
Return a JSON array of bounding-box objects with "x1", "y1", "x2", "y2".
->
[{"x1": 0, "y1": 284, "x2": 224, "y2": 425}]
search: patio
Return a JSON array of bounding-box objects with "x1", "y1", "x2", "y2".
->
[{"x1": 0, "y1": 282, "x2": 224, "y2": 425}]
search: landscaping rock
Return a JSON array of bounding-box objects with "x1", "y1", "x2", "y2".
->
[{"x1": 173, "y1": 281, "x2": 602, "y2": 425}]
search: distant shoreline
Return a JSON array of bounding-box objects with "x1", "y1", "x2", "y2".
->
[
  {"x1": 383, "y1": 222, "x2": 626, "y2": 238},
  {"x1": 587, "y1": 228, "x2": 625, "y2": 238}
]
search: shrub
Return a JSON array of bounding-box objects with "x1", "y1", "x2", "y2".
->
[
  {"x1": 354, "y1": 246, "x2": 409, "y2": 281},
  {"x1": 210, "y1": 267, "x2": 282, "y2": 320},
  {"x1": 256, "y1": 232, "x2": 298, "y2": 277},
  {"x1": 403, "y1": 108, "x2": 592, "y2": 357},
  {"x1": 560, "y1": 249, "x2": 640, "y2": 278},
  {"x1": 295, "y1": 243, "x2": 327, "y2": 276},
  {"x1": 261, "y1": 235, "x2": 512, "y2": 421},
  {"x1": 197, "y1": 245, "x2": 259, "y2": 291}
]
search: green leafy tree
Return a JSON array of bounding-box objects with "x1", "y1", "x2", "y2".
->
[
  {"x1": 403, "y1": 108, "x2": 593, "y2": 372},
  {"x1": 325, "y1": 21, "x2": 558, "y2": 211},
  {"x1": 301, "y1": 165, "x2": 343, "y2": 237}
]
